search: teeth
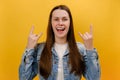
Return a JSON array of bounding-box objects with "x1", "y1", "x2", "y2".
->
[
  {"x1": 56, "y1": 27, "x2": 65, "y2": 31},
  {"x1": 56, "y1": 27, "x2": 64, "y2": 30}
]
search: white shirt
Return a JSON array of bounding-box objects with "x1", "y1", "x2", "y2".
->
[{"x1": 54, "y1": 43, "x2": 68, "y2": 80}]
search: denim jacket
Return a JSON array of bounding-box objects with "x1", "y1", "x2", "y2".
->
[{"x1": 19, "y1": 42, "x2": 100, "y2": 80}]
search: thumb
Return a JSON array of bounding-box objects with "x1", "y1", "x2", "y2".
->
[{"x1": 37, "y1": 32, "x2": 43, "y2": 38}]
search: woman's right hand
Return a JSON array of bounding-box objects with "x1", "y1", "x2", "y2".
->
[{"x1": 26, "y1": 26, "x2": 42, "y2": 49}]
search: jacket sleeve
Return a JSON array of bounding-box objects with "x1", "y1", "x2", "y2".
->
[
  {"x1": 77, "y1": 42, "x2": 101, "y2": 80},
  {"x1": 19, "y1": 47, "x2": 38, "y2": 80}
]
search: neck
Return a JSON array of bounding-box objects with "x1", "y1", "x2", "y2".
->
[{"x1": 55, "y1": 37, "x2": 67, "y2": 44}]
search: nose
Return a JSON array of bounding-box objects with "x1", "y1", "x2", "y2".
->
[{"x1": 58, "y1": 20, "x2": 63, "y2": 26}]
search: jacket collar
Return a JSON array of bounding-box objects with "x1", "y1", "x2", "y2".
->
[{"x1": 51, "y1": 46, "x2": 69, "y2": 57}]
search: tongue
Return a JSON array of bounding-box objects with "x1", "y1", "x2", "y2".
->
[{"x1": 58, "y1": 29, "x2": 63, "y2": 31}]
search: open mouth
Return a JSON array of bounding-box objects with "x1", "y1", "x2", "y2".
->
[{"x1": 56, "y1": 27, "x2": 65, "y2": 31}]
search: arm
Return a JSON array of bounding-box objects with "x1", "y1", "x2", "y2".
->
[
  {"x1": 19, "y1": 49, "x2": 38, "y2": 80},
  {"x1": 78, "y1": 25, "x2": 101, "y2": 80},
  {"x1": 19, "y1": 26, "x2": 42, "y2": 80},
  {"x1": 82, "y1": 47, "x2": 100, "y2": 80},
  {"x1": 77, "y1": 43, "x2": 100, "y2": 80}
]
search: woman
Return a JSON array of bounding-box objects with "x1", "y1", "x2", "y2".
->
[{"x1": 19, "y1": 5, "x2": 100, "y2": 80}]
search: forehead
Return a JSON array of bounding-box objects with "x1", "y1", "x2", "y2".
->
[{"x1": 52, "y1": 9, "x2": 69, "y2": 18}]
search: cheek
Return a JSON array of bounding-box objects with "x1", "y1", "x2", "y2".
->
[
  {"x1": 66, "y1": 21, "x2": 70, "y2": 29},
  {"x1": 51, "y1": 22, "x2": 57, "y2": 32},
  {"x1": 52, "y1": 21, "x2": 57, "y2": 28}
]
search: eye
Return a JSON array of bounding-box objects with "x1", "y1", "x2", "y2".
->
[
  {"x1": 62, "y1": 18, "x2": 68, "y2": 21},
  {"x1": 53, "y1": 18, "x2": 59, "y2": 21}
]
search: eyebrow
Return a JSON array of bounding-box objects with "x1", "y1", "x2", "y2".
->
[{"x1": 52, "y1": 16, "x2": 69, "y2": 18}]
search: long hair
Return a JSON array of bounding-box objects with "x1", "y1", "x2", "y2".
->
[{"x1": 39, "y1": 5, "x2": 85, "y2": 79}]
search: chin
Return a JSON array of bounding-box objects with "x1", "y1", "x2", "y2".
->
[{"x1": 56, "y1": 35, "x2": 67, "y2": 39}]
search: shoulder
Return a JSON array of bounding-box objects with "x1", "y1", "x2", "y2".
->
[
  {"x1": 36, "y1": 42, "x2": 46, "y2": 56},
  {"x1": 76, "y1": 42, "x2": 86, "y2": 55},
  {"x1": 76, "y1": 42, "x2": 98, "y2": 56},
  {"x1": 76, "y1": 42, "x2": 85, "y2": 50},
  {"x1": 37, "y1": 42, "x2": 45, "y2": 48}
]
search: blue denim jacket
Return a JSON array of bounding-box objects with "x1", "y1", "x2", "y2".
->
[{"x1": 19, "y1": 42, "x2": 100, "y2": 80}]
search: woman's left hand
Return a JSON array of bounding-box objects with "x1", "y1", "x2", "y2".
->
[{"x1": 79, "y1": 24, "x2": 94, "y2": 50}]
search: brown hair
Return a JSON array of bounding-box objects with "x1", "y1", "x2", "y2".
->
[{"x1": 39, "y1": 5, "x2": 85, "y2": 79}]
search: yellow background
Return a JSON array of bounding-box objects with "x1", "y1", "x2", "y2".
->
[{"x1": 0, "y1": 0, "x2": 120, "y2": 80}]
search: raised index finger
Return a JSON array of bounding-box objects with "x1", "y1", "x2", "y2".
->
[
  {"x1": 29, "y1": 26, "x2": 34, "y2": 35},
  {"x1": 89, "y1": 24, "x2": 93, "y2": 35}
]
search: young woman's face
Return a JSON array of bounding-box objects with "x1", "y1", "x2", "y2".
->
[{"x1": 51, "y1": 9, "x2": 70, "y2": 39}]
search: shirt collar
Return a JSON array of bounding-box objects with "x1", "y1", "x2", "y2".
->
[{"x1": 51, "y1": 46, "x2": 69, "y2": 57}]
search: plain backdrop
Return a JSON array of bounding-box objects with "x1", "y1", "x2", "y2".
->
[{"x1": 0, "y1": 0, "x2": 120, "y2": 80}]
